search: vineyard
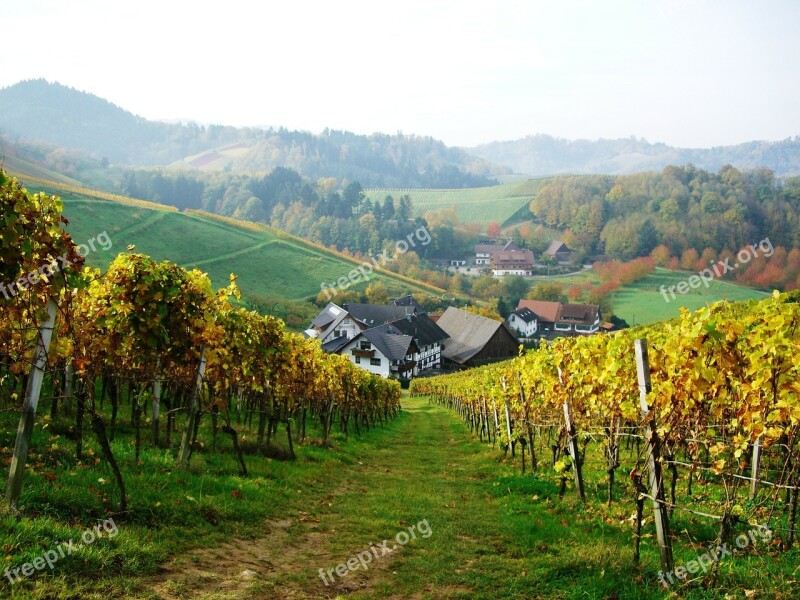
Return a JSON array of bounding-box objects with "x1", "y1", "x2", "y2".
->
[
  {"x1": 363, "y1": 178, "x2": 551, "y2": 227},
  {"x1": 411, "y1": 292, "x2": 800, "y2": 591},
  {"x1": 0, "y1": 169, "x2": 400, "y2": 520}
]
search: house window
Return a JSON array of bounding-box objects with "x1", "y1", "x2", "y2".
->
[
  {"x1": 370, "y1": 358, "x2": 381, "y2": 366},
  {"x1": 555, "y1": 323, "x2": 571, "y2": 331},
  {"x1": 360, "y1": 341, "x2": 372, "y2": 350},
  {"x1": 355, "y1": 356, "x2": 361, "y2": 364}
]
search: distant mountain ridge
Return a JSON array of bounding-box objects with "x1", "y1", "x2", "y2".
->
[
  {"x1": 0, "y1": 79, "x2": 503, "y2": 188},
  {"x1": 466, "y1": 134, "x2": 800, "y2": 178}
]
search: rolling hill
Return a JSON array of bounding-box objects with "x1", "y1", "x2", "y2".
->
[
  {"x1": 20, "y1": 178, "x2": 448, "y2": 329},
  {"x1": 363, "y1": 178, "x2": 551, "y2": 227},
  {"x1": 0, "y1": 79, "x2": 505, "y2": 187},
  {"x1": 467, "y1": 133, "x2": 800, "y2": 177}
]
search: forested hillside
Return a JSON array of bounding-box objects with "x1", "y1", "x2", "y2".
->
[
  {"x1": 0, "y1": 80, "x2": 502, "y2": 188},
  {"x1": 532, "y1": 165, "x2": 800, "y2": 262},
  {"x1": 468, "y1": 133, "x2": 800, "y2": 177}
]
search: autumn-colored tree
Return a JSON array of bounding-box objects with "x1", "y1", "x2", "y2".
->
[
  {"x1": 650, "y1": 244, "x2": 671, "y2": 266},
  {"x1": 527, "y1": 283, "x2": 565, "y2": 303},
  {"x1": 365, "y1": 281, "x2": 389, "y2": 304},
  {"x1": 486, "y1": 221, "x2": 502, "y2": 239},
  {"x1": 680, "y1": 248, "x2": 700, "y2": 270}
]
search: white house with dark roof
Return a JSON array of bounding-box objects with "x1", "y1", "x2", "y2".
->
[
  {"x1": 516, "y1": 299, "x2": 601, "y2": 336},
  {"x1": 307, "y1": 296, "x2": 448, "y2": 378},
  {"x1": 507, "y1": 307, "x2": 538, "y2": 338},
  {"x1": 335, "y1": 325, "x2": 418, "y2": 379}
]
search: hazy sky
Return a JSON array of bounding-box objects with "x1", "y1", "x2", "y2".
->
[{"x1": 2, "y1": 0, "x2": 798, "y2": 148}]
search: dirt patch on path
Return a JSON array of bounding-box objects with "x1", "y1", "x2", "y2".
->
[{"x1": 140, "y1": 509, "x2": 399, "y2": 599}]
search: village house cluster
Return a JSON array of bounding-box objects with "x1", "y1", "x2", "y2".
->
[{"x1": 306, "y1": 293, "x2": 606, "y2": 380}]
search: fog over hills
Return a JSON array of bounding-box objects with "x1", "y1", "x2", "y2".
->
[
  {"x1": 1, "y1": 79, "x2": 799, "y2": 184},
  {"x1": 467, "y1": 134, "x2": 800, "y2": 178}
]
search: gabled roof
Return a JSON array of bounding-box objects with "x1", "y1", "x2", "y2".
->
[
  {"x1": 517, "y1": 299, "x2": 600, "y2": 326},
  {"x1": 343, "y1": 303, "x2": 416, "y2": 327},
  {"x1": 361, "y1": 325, "x2": 416, "y2": 361},
  {"x1": 437, "y1": 307, "x2": 514, "y2": 364},
  {"x1": 517, "y1": 299, "x2": 561, "y2": 322},
  {"x1": 391, "y1": 295, "x2": 424, "y2": 312},
  {"x1": 475, "y1": 241, "x2": 520, "y2": 254},
  {"x1": 545, "y1": 240, "x2": 571, "y2": 255},
  {"x1": 321, "y1": 335, "x2": 351, "y2": 354},
  {"x1": 388, "y1": 313, "x2": 449, "y2": 346},
  {"x1": 557, "y1": 303, "x2": 599, "y2": 326},
  {"x1": 510, "y1": 307, "x2": 537, "y2": 324},
  {"x1": 309, "y1": 302, "x2": 351, "y2": 340},
  {"x1": 492, "y1": 249, "x2": 535, "y2": 266}
]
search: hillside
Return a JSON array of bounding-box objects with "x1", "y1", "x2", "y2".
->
[
  {"x1": 363, "y1": 178, "x2": 549, "y2": 227},
  {"x1": 0, "y1": 79, "x2": 504, "y2": 187},
  {"x1": 467, "y1": 133, "x2": 800, "y2": 177},
  {"x1": 22, "y1": 179, "x2": 448, "y2": 329}
]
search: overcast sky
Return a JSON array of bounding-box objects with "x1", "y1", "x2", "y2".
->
[{"x1": 2, "y1": 0, "x2": 798, "y2": 148}]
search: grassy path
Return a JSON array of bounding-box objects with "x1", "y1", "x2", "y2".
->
[{"x1": 139, "y1": 396, "x2": 651, "y2": 600}]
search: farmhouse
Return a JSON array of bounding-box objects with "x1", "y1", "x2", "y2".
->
[
  {"x1": 436, "y1": 307, "x2": 518, "y2": 367},
  {"x1": 507, "y1": 307, "x2": 538, "y2": 338},
  {"x1": 516, "y1": 299, "x2": 601, "y2": 337},
  {"x1": 474, "y1": 240, "x2": 520, "y2": 266},
  {"x1": 544, "y1": 240, "x2": 572, "y2": 263},
  {"x1": 490, "y1": 249, "x2": 535, "y2": 276},
  {"x1": 329, "y1": 325, "x2": 418, "y2": 379},
  {"x1": 307, "y1": 296, "x2": 447, "y2": 378}
]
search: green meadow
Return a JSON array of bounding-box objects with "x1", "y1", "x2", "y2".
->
[{"x1": 23, "y1": 187, "x2": 447, "y2": 328}]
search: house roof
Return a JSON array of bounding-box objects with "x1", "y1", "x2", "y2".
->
[
  {"x1": 557, "y1": 303, "x2": 599, "y2": 326},
  {"x1": 517, "y1": 299, "x2": 561, "y2": 322},
  {"x1": 343, "y1": 303, "x2": 416, "y2": 327},
  {"x1": 391, "y1": 295, "x2": 424, "y2": 312},
  {"x1": 492, "y1": 249, "x2": 535, "y2": 267},
  {"x1": 510, "y1": 307, "x2": 537, "y2": 324},
  {"x1": 309, "y1": 302, "x2": 352, "y2": 340},
  {"x1": 545, "y1": 240, "x2": 571, "y2": 255},
  {"x1": 517, "y1": 299, "x2": 600, "y2": 326},
  {"x1": 321, "y1": 335, "x2": 351, "y2": 354},
  {"x1": 475, "y1": 241, "x2": 520, "y2": 254},
  {"x1": 388, "y1": 313, "x2": 449, "y2": 346},
  {"x1": 361, "y1": 325, "x2": 416, "y2": 361},
  {"x1": 436, "y1": 307, "x2": 514, "y2": 364}
]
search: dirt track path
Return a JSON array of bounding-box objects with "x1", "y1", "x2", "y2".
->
[{"x1": 140, "y1": 396, "x2": 493, "y2": 600}]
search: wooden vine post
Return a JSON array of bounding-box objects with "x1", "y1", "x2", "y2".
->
[
  {"x1": 634, "y1": 338, "x2": 674, "y2": 573},
  {"x1": 501, "y1": 376, "x2": 514, "y2": 457},
  {"x1": 152, "y1": 358, "x2": 162, "y2": 447},
  {"x1": 6, "y1": 298, "x2": 58, "y2": 511},
  {"x1": 558, "y1": 366, "x2": 586, "y2": 503},
  {"x1": 749, "y1": 436, "x2": 762, "y2": 500},
  {"x1": 178, "y1": 348, "x2": 207, "y2": 467}
]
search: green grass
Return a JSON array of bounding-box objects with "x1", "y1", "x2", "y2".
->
[
  {"x1": 2, "y1": 394, "x2": 794, "y2": 599},
  {"x1": 364, "y1": 178, "x2": 550, "y2": 227},
  {"x1": 22, "y1": 189, "x2": 447, "y2": 329},
  {"x1": 611, "y1": 268, "x2": 769, "y2": 327},
  {"x1": 525, "y1": 268, "x2": 768, "y2": 327}
]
